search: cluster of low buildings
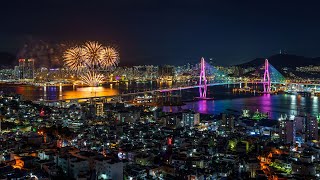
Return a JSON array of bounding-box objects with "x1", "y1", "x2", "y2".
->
[
  {"x1": 0, "y1": 94, "x2": 320, "y2": 179},
  {"x1": 0, "y1": 59, "x2": 244, "y2": 84},
  {"x1": 296, "y1": 65, "x2": 320, "y2": 73}
]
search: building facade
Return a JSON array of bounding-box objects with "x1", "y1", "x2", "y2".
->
[
  {"x1": 182, "y1": 112, "x2": 200, "y2": 127},
  {"x1": 18, "y1": 58, "x2": 35, "y2": 81}
]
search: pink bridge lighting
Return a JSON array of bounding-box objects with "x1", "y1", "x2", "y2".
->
[
  {"x1": 263, "y1": 59, "x2": 271, "y2": 93},
  {"x1": 199, "y1": 57, "x2": 207, "y2": 98}
]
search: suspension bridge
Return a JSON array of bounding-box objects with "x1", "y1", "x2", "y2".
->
[
  {"x1": 157, "y1": 57, "x2": 285, "y2": 99},
  {"x1": 37, "y1": 57, "x2": 320, "y2": 106}
]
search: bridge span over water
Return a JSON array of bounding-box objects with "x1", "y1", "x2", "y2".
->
[{"x1": 35, "y1": 58, "x2": 319, "y2": 104}]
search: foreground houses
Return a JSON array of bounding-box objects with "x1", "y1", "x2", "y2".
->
[{"x1": 0, "y1": 94, "x2": 319, "y2": 179}]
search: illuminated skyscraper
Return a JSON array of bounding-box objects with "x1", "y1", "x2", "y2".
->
[
  {"x1": 96, "y1": 102, "x2": 104, "y2": 117},
  {"x1": 280, "y1": 120, "x2": 295, "y2": 144},
  {"x1": 18, "y1": 58, "x2": 35, "y2": 81},
  {"x1": 221, "y1": 113, "x2": 235, "y2": 130},
  {"x1": 182, "y1": 111, "x2": 200, "y2": 127},
  {"x1": 280, "y1": 115, "x2": 318, "y2": 144},
  {"x1": 304, "y1": 116, "x2": 318, "y2": 141}
]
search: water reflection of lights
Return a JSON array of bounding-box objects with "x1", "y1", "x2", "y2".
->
[
  {"x1": 76, "y1": 87, "x2": 105, "y2": 92},
  {"x1": 290, "y1": 95, "x2": 297, "y2": 115},
  {"x1": 290, "y1": 95, "x2": 296, "y2": 105},
  {"x1": 198, "y1": 100, "x2": 209, "y2": 113},
  {"x1": 59, "y1": 84, "x2": 62, "y2": 97},
  {"x1": 43, "y1": 85, "x2": 47, "y2": 97},
  {"x1": 312, "y1": 96, "x2": 319, "y2": 115},
  {"x1": 63, "y1": 87, "x2": 118, "y2": 99},
  {"x1": 260, "y1": 94, "x2": 272, "y2": 118}
]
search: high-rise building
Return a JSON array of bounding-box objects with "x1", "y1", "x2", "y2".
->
[
  {"x1": 182, "y1": 111, "x2": 200, "y2": 127},
  {"x1": 221, "y1": 113, "x2": 235, "y2": 130},
  {"x1": 164, "y1": 115, "x2": 182, "y2": 128},
  {"x1": 293, "y1": 115, "x2": 318, "y2": 142},
  {"x1": 305, "y1": 116, "x2": 318, "y2": 141},
  {"x1": 280, "y1": 115, "x2": 318, "y2": 144},
  {"x1": 18, "y1": 58, "x2": 35, "y2": 81},
  {"x1": 95, "y1": 102, "x2": 104, "y2": 117},
  {"x1": 294, "y1": 116, "x2": 304, "y2": 132},
  {"x1": 280, "y1": 120, "x2": 295, "y2": 144},
  {"x1": 14, "y1": 66, "x2": 20, "y2": 79}
]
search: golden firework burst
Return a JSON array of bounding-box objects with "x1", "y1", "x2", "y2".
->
[
  {"x1": 82, "y1": 41, "x2": 103, "y2": 67},
  {"x1": 63, "y1": 41, "x2": 119, "y2": 86},
  {"x1": 79, "y1": 71, "x2": 104, "y2": 87},
  {"x1": 63, "y1": 47, "x2": 86, "y2": 72},
  {"x1": 99, "y1": 46, "x2": 119, "y2": 68}
]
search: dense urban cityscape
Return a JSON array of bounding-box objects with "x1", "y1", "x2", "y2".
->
[{"x1": 1, "y1": 1, "x2": 320, "y2": 180}]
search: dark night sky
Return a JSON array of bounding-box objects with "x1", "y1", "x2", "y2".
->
[{"x1": 0, "y1": 0, "x2": 320, "y2": 65}]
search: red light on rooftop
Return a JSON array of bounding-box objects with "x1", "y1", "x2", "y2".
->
[
  {"x1": 167, "y1": 137, "x2": 172, "y2": 145},
  {"x1": 40, "y1": 108, "x2": 45, "y2": 117}
]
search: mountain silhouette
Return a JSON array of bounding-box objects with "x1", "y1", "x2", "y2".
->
[{"x1": 238, "y1": 54, "x2": 320, "y2": 69}]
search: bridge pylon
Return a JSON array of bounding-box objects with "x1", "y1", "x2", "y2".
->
[
  {"x1": 263, "y1": 59, "x2": 271, "y2": 93},
  {"x1": 199, "y1": 57, "x2": 208, "y2": 98}
]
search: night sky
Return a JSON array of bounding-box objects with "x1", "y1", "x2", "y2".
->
[{"x1": 1, "y1": 0, "x2": 320, "y2": 65}]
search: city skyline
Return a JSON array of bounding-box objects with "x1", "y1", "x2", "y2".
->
[
  {"x1": 1, "y1": 1, "x2": 320, "y2": 65},
  {"x1": 1, "y1": 1, "x2": 320, "y2": 179}
]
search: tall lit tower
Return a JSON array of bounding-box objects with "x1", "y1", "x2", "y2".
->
[
  {"x1": 199, "y1": 57, "x2": 207, "y2": 98},
  {"x1": 263, "y1": 59, "x2": 271, "y2": 93},
  {"x1": 19, "y1": 58, "x2": 35, "y2": 81},
  {"x1": 96, "y1": 102, "x2": 104, "y2": 117}
]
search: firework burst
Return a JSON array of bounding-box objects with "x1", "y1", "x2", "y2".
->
[
  {"x1": 80, "y1": 71, "x2": 104, "y2": 87},
  {"x1": 63, "y1": 41, "x2": 119, "y2": 86},
  {"x1": 99, "y1": 46, "x2": 119, "y2": 68},
  {"x1": 83, "y1": 41, "x2": 103, "y2": 67},
  {"x1": 63, "y1": 47, "x2": 86, "y2": 72}
]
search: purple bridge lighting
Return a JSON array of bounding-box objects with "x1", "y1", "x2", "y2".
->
[
  {"x1": 263, "y1": 59, "x2": 271, "y2": 93},
  {"x1": 199, "y1": 57, "x2": 207, "y2": 98}
]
